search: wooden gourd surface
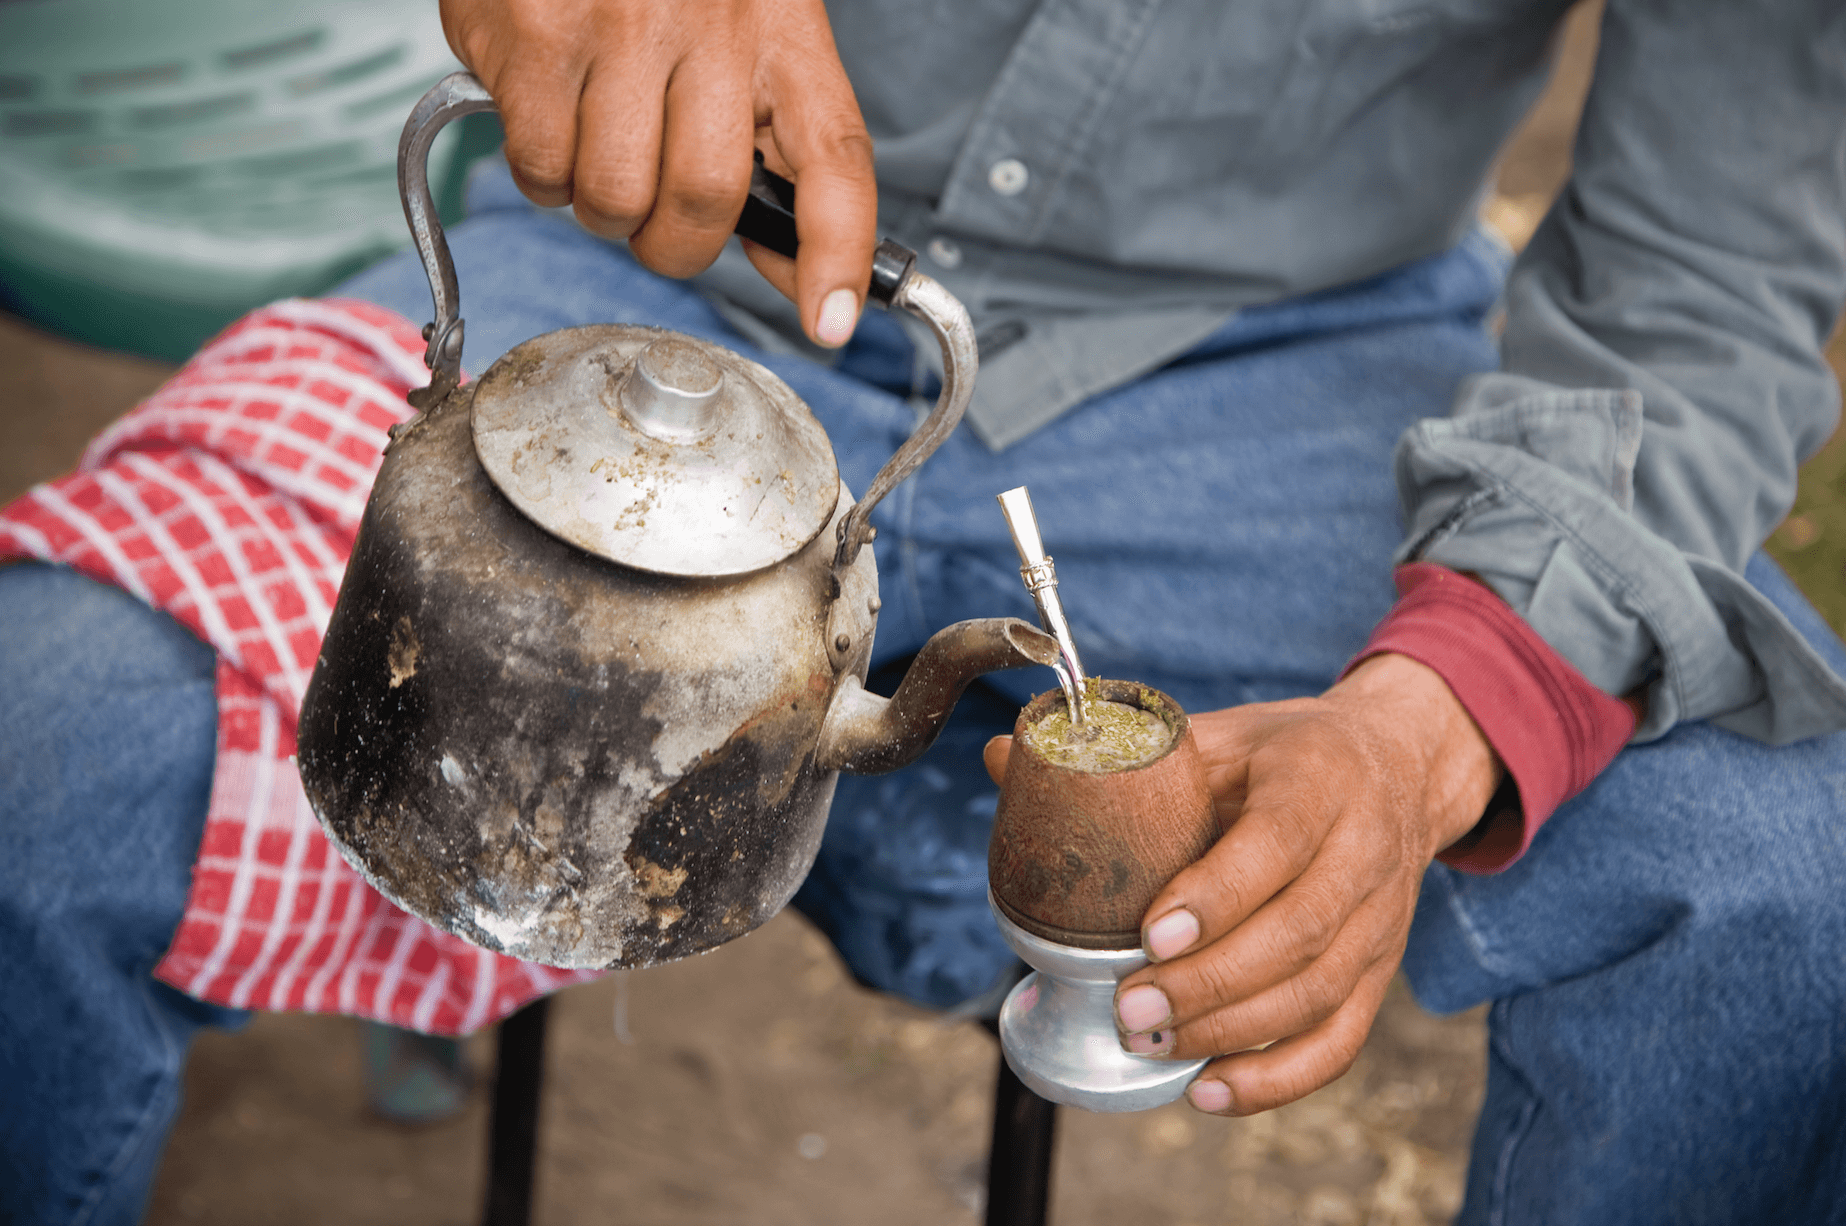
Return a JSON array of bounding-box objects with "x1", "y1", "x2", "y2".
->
[{"x1": 988, "y1": 680, "x2": 1219, "y2": 950}]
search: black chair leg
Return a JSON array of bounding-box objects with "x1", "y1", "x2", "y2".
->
[
  {"x1": 983, "y1": 1021, "x2": 1058, "y2": 1226},
  {"x1": 481, "y1": 997, "x2": 551, "y2": 1226}
]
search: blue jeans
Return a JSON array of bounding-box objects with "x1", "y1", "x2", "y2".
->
[
  {"x1": 7, "y1": 160, "x2": 1846, "y2": 1222},
  {"x1": 0, "y1": 564, "x2": 248, "y2": 1225}
]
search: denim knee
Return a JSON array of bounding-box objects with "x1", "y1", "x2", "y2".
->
[
  {"x1": 1407, "y1": 717, "x2": 1846, "y2": 1224},
  {"x1": 0, "y1": 562, "x2": 237, "y2": 1224},
  {"x1": 0, "y1": 562, "x2": 218, "y2": 944}
]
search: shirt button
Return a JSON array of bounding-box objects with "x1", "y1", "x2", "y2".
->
[
  {"x1": 988, "y1": 158, "x2": 1029, "y2": 197},
  {"x1": 925, "y1": 236, "x2": 963, "y2": 269}
]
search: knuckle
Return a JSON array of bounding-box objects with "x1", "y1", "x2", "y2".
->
[
  {"x1": 629, "y1": 230, "x2": 723, "y2": 279},
  {"x1": 659, "y1": 166, "x2": 747, "y2": 230},
  {"x1": 1320, "y1": 1042, "x2": 1362, "y2": 1086},
  {"x1": 817, "y1": 123, "x2": 875, "y2": 171},
  {"x1": 573, "y1": 172, "x2": 654, "y2": 231},
  {"x1": 446, "y1": 21, "x2": 493, "y2": 72},
  {"x1": 1288, "y1": 964, "x2": 1348, "y2": 1029},
  {"x1": 1188, "y1": 1009, "x2": 1246, "y2": 1059},
  {"x1": 499, "y1": 0, "x2": 573, "y2": 47},
  {"x1": 1373, "y1": 836, "x2": 1409, "y2": 880},
  {"x1": 495, "y1": 95, "x2": 577, "y2": 195},
  {"x1": 1270, "y1": 776, "x2": 1324, "y2": 833},
  {"x1": 1275, "y1": 894, "x2": 1337, "y2": 964},
  {"x1": 788, "y1": 105, "x2": 874, "y2": 179},
  {"x1": 1185, "y1": 957, "x2": 1244, "y2": 1019},
  {"x1": 1215, "y1": 878, "x2": 1251, "y2": 923},
  {"x1": 1182, "y1": 858, "x2": 1248, "y2": 926},
  {"x1": 440, "y1": 0, "x2": 512, "y2": 67},
  {"x1": 507, "y1": 142, "x2": 574, "y2": 195},
  {"x1": 1254, "y1": 797, "x2": 1318, "y2": 868}
]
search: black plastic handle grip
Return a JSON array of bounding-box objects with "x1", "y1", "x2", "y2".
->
[
  {"x1": 740, "y1": 150, "x2": 800, "y2": 260},
  {"x1": 739, "y1": 150, "x2": 915, "y2": 308}
]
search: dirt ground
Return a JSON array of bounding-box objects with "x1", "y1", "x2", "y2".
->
[
  {"x1": 135, "y1": 922, "x2": 1488, "y2": 1226},
  {"x1": 9, "y1": 4, "x2": 1834, "y2": 1223}
]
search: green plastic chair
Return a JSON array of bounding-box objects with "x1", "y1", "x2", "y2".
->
[{"x1": 0, "y1": 0, "x2": 497, "y2": 360}]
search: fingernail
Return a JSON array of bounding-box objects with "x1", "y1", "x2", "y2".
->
[
  {"x1": 1187, "y1": 1079, "x2": 1233, "y2": 1114},
  {"x1": 1115, "y1": 983, "x2": 1171, "y2": 1034},
  {"x1": 815, "y1": 289, "x2": 859, "y2": 347},
  {"x1": 1145, "y1": 909, "x2": 1200, "y2": 961},
  {"x1": 1123, "y1": 1028, "x2": 1174, "y2": 1056}
]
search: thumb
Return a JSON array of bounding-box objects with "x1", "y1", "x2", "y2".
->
[{"x1": 983, "y1": 735, "x2": 1013, "y2": 786}]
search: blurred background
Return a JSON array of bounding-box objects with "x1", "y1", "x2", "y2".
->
[
  {"x1": 0, "y1": 0, "x2": 502, "y2": 360},
  {"x1": 3, "y1": 1, "x2": 1842, "y2": 1222}
]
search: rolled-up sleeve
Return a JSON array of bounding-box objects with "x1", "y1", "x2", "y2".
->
[{"x1": 1396, "y1": 0, "x2": 1846, "y2": 743}]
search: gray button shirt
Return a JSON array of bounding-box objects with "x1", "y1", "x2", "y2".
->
[{"x1": 696, "y1": 0, "x2": 1846, "y2": 743}]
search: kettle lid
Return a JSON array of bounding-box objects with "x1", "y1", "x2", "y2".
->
[{"x1": 472, "y1": 324, "x2": 840, "y2": 577}]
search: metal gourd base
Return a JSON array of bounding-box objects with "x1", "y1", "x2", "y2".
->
[{"x1": 477, "y1": 1003, "x2": 1058, "y2": 1226}]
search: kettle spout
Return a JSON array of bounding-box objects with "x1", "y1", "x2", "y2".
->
[{"x1": 817, "y1": 618, "x2": 1060, "y2": 775}]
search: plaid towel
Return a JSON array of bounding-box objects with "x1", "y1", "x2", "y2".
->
[{"x1": 0, "y1": 298, "x2": 598, "y2": 1034}]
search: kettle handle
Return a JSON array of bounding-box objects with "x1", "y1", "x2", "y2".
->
[
  {"x1": 829, "y1": 265, "x2": 975, "y2": 572},
  {"x1": 398, "y1": 73, "x2": 494, "y2": 397},
  {"x1": 397, "y1": 72, "x2": 975, "y2": 568}
]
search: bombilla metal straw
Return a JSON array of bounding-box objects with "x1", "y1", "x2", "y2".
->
[{"x1": 996, "y1": 486, "x2": 1088, "y2": 726}]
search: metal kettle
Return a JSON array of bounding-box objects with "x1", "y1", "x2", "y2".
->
[{"x1": 297, "y1": 74, "x2": 1055, "y2": 971}]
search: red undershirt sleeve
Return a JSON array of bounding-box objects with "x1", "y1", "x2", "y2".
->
[{"x1": 1344, "y1": 562, "x2": 1637, "y2": 873}]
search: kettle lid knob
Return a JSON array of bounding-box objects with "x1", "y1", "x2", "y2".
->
[{"x1": 618, "y1": 337, "x2": 725, "y2": 442}]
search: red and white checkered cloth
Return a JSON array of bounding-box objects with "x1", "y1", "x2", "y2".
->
[{"x1": 0, "y1": 298, "x2": 598, "y2": 1034}]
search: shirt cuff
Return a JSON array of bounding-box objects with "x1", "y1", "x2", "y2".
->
[{"x1": 1344, "y1": 561, "x2": 1636, "y2": 873}]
